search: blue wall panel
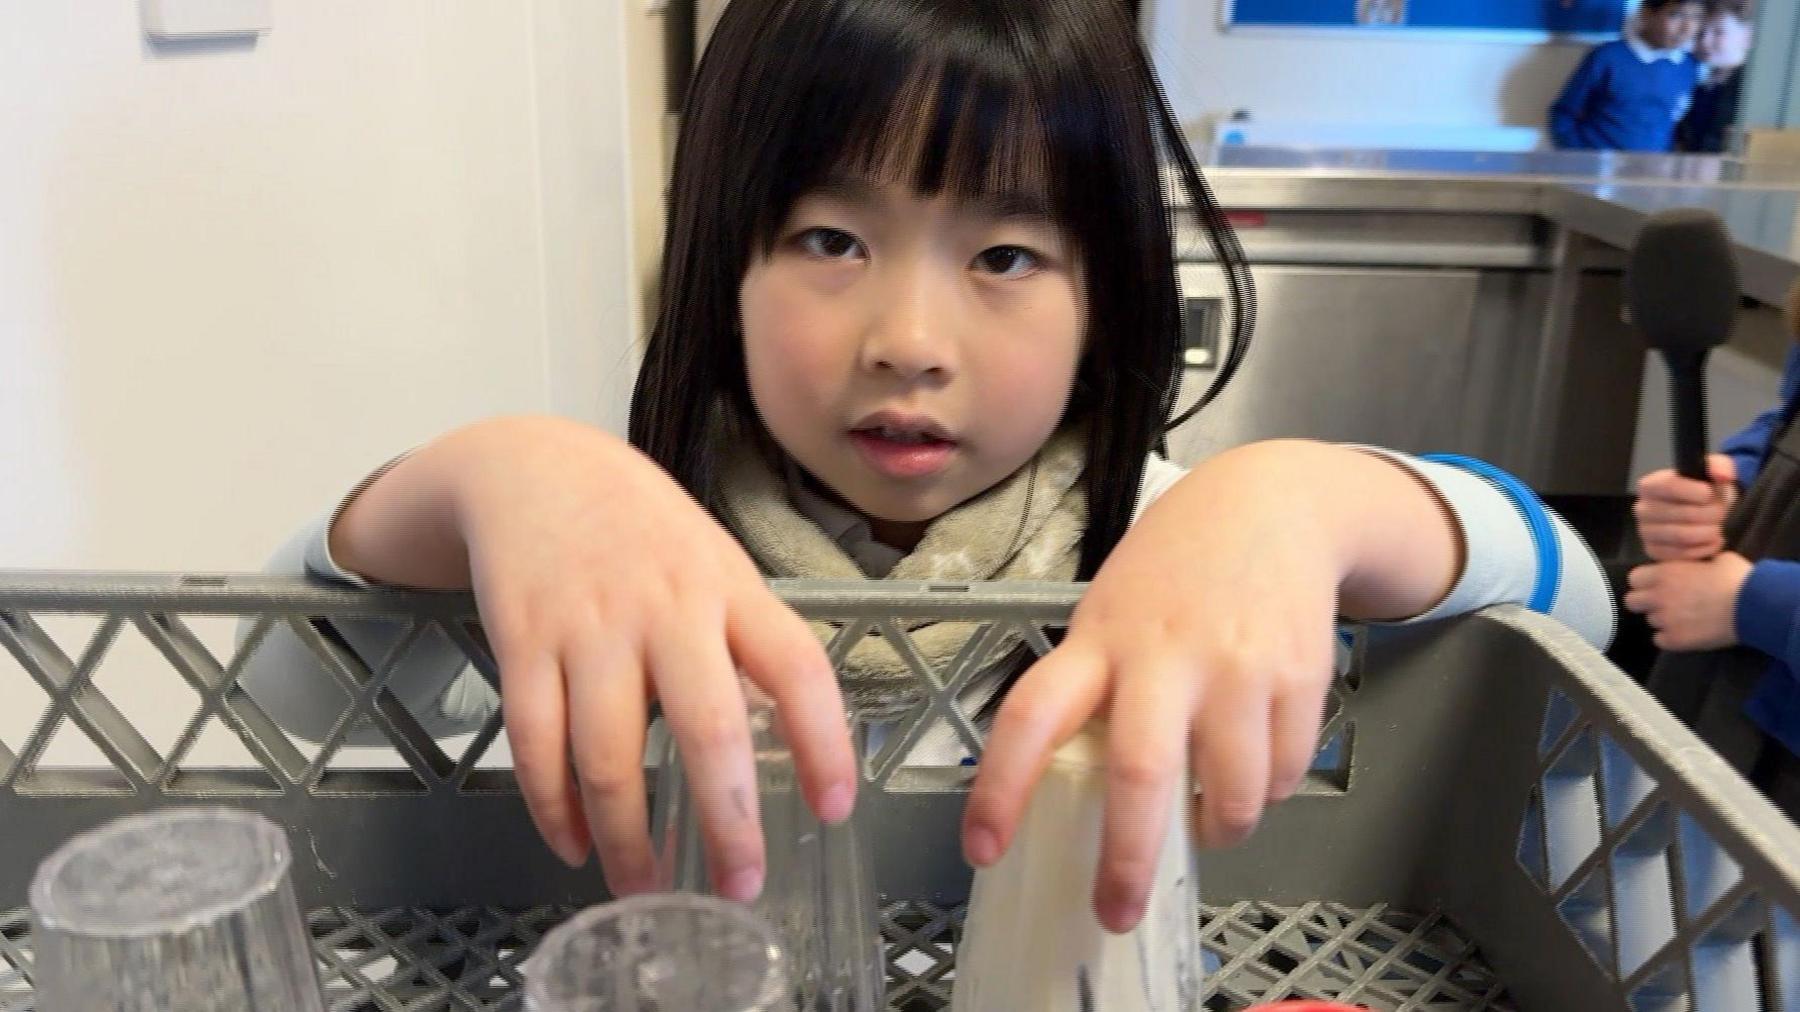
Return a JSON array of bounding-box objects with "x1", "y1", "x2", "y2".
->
[
  {"x1": 1230, "y1": 0, "x2": 1625, "y2": 33},
  {"x1": 1231, "y1": 0, "x2": 1355, "y2": 26}
]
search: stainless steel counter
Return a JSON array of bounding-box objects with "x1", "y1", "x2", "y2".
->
[
  {"x1": 1548, "y1": 185, "x2": 1800, "y2": 305},
  {"x1": 1166, "y1": 146, "x2": 1800, "y2": 492},
  {"x1": 1205, "y1": 145, "x2": 1800, "y2": 188},
  {"x1": 1184, "y1": 146, "x2": 1800, "y2": 303}
]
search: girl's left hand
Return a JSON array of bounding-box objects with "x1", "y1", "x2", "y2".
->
[
  {"x1": 961, "y1": 441, "x2": 1460, "y2": 935},
  {"x1": 964, "y1": 450, "x2": 1338, "y2": 934}
]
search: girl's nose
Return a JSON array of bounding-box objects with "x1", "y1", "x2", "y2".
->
[{"x1": 859, "y1": 269, "x2": 958, "y2": 382}]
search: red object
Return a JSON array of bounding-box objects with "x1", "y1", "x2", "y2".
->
[
  {"x1": 1244, "y1": 1004, "x2": 1369, "y2": 1012},
  {"x1": 1224, "y1": 210, "x2": 1269, "y2": 228}
]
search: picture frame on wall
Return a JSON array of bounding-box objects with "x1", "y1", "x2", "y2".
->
[
  {"x1": 1219, "y1": 0, "x2": 1625, "y2": 42},
  {"x1": 1356, "y1": 0, "x2": 1407, "y2": 26}
]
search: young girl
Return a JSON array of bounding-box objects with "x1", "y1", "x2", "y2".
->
[{"x1": 242, "y1": 0, "x2": 1612, "y2": 935}]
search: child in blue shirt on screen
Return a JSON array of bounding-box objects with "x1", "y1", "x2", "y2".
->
[{"x1": 1550, "y1": 0, "x2": 1705, "y2": 152}]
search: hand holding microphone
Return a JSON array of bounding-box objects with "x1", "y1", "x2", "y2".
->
[
  {"x1": 1634, "y1": 454, "x2": 1738, "y2": 561},
  {"x1": 1624, "y1": 209, "x2": 1741, "y2": 554},
  {"x1": 1622, "y1": 209, "x2": 1751, "y2": 651}
]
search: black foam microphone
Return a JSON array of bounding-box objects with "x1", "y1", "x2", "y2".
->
[{"x1": 1624, "y1": 208, "x2": 1741, "y2": 483}]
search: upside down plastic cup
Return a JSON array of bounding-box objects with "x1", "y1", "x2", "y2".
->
[
  {"x1": 652, "y1": 698, "x2": 885, "y2": 1012},
  {"x1": 523, "y1": 892, "x2": 794, "y2": 1011},
  {"x1": 28, "y1": 807, "x2": 325, "y2": 1012},
  {"x1": 953, "y1": 722, "x2": 1202, "y2": 1011}
]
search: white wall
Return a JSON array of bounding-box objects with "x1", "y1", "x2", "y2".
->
[
  {"x1": 0, "y1": 1, "x2": 657, "y2": 768},
  {"x1": 0, "y1": 1, "x2": 644, "y2": 574},
  {"x1": 1143, "y1": 2, "x2": 1593, "y2": 134}
]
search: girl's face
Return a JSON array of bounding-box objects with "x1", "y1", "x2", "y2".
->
[{"x1": 740, "y1": 175, "x2": 1085, "y2": 538}]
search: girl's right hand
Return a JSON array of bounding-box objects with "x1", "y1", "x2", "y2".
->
[
  {"x1": 335, "y1": 416, "x2": 857, "y2": 900},
  {"x1": 1633, "y1": 454, "x2": 1737, "y2": 562}
]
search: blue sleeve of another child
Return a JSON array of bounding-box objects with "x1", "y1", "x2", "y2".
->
[
  {"x1": 1721, "y1": 346, "x2": 1800, "y2": 488},
  {"x1": 1734, "y1": 351, "x2": 1800, "y2": 673},
  {"x1": 1723, "y1": 409, "x2": 1784, "y2": 488},
  {"x1": 1551, "y1": 49, "x2": 1605, "y2": 149},
  {"x1": 1736, "y1": 560, "x2": 1800, "y2": 674}
]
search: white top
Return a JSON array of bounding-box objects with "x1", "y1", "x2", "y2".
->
[
  {"x1": 236, "y1": 448, "x2": 1616, "y2": 753},
  {"x1": 1625, "y1": 35, "x2": 1691, "y2": 66}
]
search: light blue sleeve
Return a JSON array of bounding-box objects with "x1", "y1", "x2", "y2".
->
[
  {"x1": 1359, "y1": 449, "x2": 1616, "y2": 650},
  {"x1": 234, "y1": 471, "x2": 499, "y2": 746}
]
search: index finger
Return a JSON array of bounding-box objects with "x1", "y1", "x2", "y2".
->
[{"x1": 650, "y1": 624, "x2": 766, "y2": 902}]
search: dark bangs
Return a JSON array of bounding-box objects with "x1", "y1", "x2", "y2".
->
[
  {"x1": 745, "y1": 24, "x2": 1060, "y2": 256},
  {"x1": 632, "y1": 0, "x2": 1254, "y2": 580}
]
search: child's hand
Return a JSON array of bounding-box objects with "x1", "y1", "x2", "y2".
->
[
  {"x1": 1634, "y1": 454, "x2": 1737, "y2": 561},
  {"x1": 1623, "y1": 552, "x2": 1753, "y2": 651},
  {"x1": 962, "y1": 442, "x2": 1459, "y2": 935},
  {"x1": 362, "y1": 417, "x2": 857, "y2": 900}
]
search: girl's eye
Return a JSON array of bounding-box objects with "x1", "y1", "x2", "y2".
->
[
  {"x1": 796, "y1": 227, "x2": 865, "y2": 261},
  {"x1": 973, "y1": 245, "x2": 1042, "y2": 278}
]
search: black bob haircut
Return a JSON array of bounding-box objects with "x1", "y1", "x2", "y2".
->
[{"x1": 630, "y1": 0, "x2": 1254, "y2": 581}]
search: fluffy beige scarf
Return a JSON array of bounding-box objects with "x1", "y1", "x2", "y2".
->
[{"x1": 717, "y1": 427, "x2": 1088, "y2": 716}]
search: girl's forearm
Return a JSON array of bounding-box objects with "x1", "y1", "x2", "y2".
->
[
  {"x1": 328, "y1": 433, "x2": 477, "y2": 589},
  {"x1": 329, "y1": 415, "x2": 604, "y2": 589},
  {"x1": 1178, "y1": 440, "x2": 1463, "y2": 621}
]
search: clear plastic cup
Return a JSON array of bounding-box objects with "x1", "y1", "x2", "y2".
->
[
  {"x1": 524, "y1": 892, "x2": 794, "y2": 1011},
  {"x1": 652, "y1": 699, "x2": 886, "y2": 1012},
  {"x1": 28, "y1": 806, "x2": 325, "y2": 1011}
]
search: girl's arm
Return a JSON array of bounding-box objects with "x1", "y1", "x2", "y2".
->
[
  {"x1": 965, "y1": 439, "x2": 1609, "y2": 933},
  {"x1": 1359, "y1": 448, "x2": 1614, "y2": 648},
  {"x1": 1257, "y1": 442, "x2": 1465, "y2": 622},
  {"x1": 241, "y1": 415, "x2": 857, "y2": 902},
  {"x1": 234, "y1": 512, "x2": 496, "y2": 746}
]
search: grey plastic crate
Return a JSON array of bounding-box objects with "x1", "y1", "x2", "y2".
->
[{"x1": 0, "y1": 572, "x2": 1797, "y2": 1011}]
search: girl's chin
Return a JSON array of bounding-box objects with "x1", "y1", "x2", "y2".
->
[{"x1": 848, "y1": 494, "x2": 954, "y2": 527}]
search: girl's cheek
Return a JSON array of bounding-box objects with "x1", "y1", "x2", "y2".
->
[
  {"x1": 743, "y1": 270, "x2": 810, "y2": 352},
  {"x1": 743, "y1": 276, "x2": 855, "y2": 402},
  {"x1": 978, "y1": 340, "x2": 1079, "y2": 414}
]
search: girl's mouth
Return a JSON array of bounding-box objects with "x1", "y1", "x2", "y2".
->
[{"x1": 849, "y1": 427, "x2": 958, "y2": 479}]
